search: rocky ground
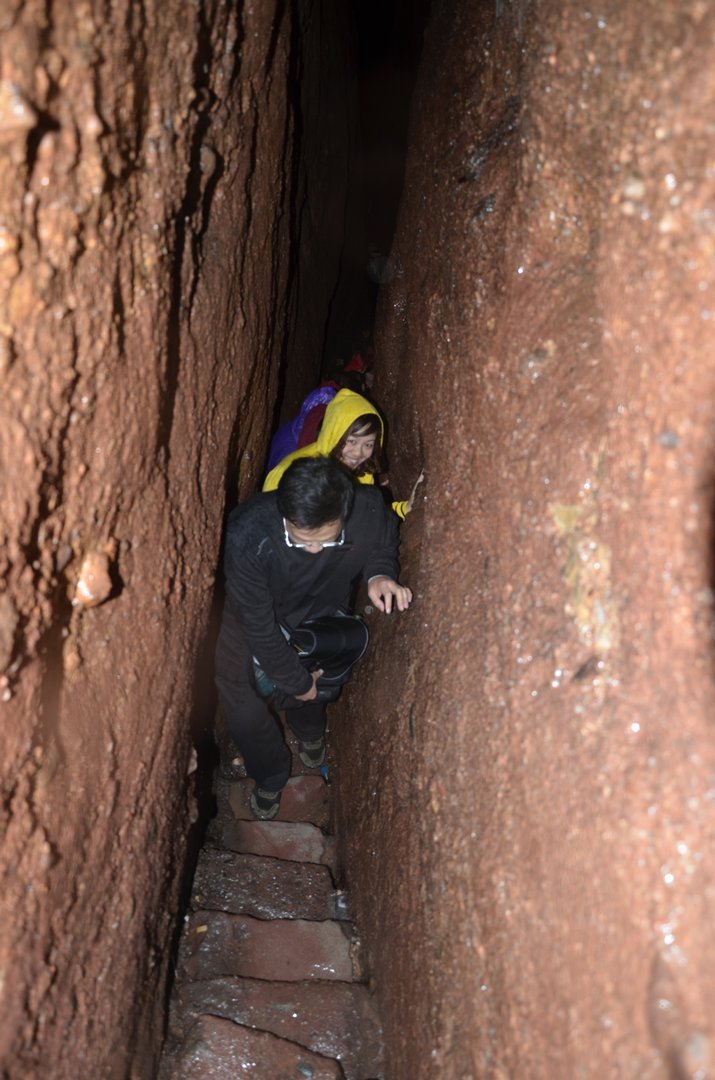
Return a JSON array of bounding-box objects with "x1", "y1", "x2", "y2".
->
[{"x1": 159, "y1": 730, "x2": 385, "y2": 1079}]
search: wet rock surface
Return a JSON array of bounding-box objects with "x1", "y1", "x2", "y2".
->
[
  {"x1": 180, "y1": 909, "x2": 355, "y2": 983},
  {"x1": 332, "y1": 0, "x2": 715, "y2": 1076},
  {"x1": 166, "y1": 1015, "x2": 346, "y2": 1080},
  {"x1": 213, "y1": 818, "x2": 338, "y2": 871},
  {"x1": 229, "y1": 775, "x2": 332, "y2": 828},
  {"x1": 192, "y1": 849, "x2": 338, "y2": 921},
  {"x1": 0, "y1": 2, "x2": 357, "y2": 1075},
  {"x1": 161, "y1": 756, "x2": 384, "y2": 1079},
  {"x1": 170, "y1": 977, "x2": 383, "y2": 1077}
]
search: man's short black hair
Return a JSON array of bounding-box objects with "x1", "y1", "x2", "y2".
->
[{"x1": 277, "y1": 456, "x2": 355, "y2": 528}]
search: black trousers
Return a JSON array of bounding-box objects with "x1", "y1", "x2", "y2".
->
[{"x1": 215, "y1": 631, "x2": 325, "y2": 791}]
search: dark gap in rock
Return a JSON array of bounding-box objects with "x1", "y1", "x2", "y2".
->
[
  {"x1": 350, "y1": 0, "x2": 432, "y2": 307},
  {"x1": 268, "y1": 0, "x2": 432, "y2": 442}
]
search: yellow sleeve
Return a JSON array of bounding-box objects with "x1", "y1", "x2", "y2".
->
[{"x1": 357, "y1": 474, "x2": 407, "y2": 518}]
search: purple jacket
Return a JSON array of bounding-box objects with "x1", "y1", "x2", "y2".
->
[{"x1": 266, "y1": 384, "x2": 337, "y2": 472}]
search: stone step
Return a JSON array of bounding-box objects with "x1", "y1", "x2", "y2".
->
[
  {"x1": 170, "y1": 976, "x2": 384, "y2": 1080},
  {"x1": 161, "y1": 1013, "x2": 345, "y2": 1079},
  {"x1": 191, "y1": 849, "x2": 340, "y2": 921},
  {"x1": 214, "y1": 818, "x2": 338, "y2": 872},
  {"x1": 229, "y1": 775, "x2": 330, "y2": 828},
  {"x1": 180, "y1": 910, "x2": 356, "y2": 982}
]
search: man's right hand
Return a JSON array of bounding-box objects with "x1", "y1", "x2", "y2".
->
[{"x1": 295, "y1": 669, "x2": 324, "y2": 701}]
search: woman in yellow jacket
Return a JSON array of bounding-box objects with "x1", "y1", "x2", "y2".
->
[{"x1": 263, "y1": 389, "x2": 417, "y2": 519}]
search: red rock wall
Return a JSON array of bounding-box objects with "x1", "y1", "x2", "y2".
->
[
  {"x1": 0, "y1": 2, "x2": 353, "y2": 1075},
  {"x1": 333, "y1": 1, "x2": 715, "y2": 1075}
]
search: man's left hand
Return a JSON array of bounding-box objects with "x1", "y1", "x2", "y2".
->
[{"x1": 367, "y1": 576, "x2": 412, "y2": 614}]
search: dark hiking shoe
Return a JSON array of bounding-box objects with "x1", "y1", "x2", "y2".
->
[
  {"x1": 249, "y1": 786, "x2": 283, "y2": 821},
  {"x1": 298, "y1": 736, "x2": 326, "y2": 769}
]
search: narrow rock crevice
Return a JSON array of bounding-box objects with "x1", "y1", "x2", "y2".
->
[
  {"x1": 3, "y1": 1, "x2": 715, "y2": 1078},
  {"x1": 159, "y1": 738, "x2": 385, "y2": 1079}
]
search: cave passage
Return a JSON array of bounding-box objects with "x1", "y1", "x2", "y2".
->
[
  {"x1": 158, "y1": 6, "x2": 433, "y2": 1074},
  {"x1": 3, "y1": 1, "x2": 715, "y2": 1078}
]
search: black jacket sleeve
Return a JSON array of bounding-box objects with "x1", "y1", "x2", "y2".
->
[
  {"x1": 361, "y1": 491, "x2": 400, "y2": 582},
  {"x1": 224, "y1": 531, "x2": 313, "y2": 696}
]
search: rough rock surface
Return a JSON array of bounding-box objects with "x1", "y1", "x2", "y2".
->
[
  {"x1": 169, "y1": 975, "x2": 383, "y2": 1076},
  {"x1": 166, "y1": 1015, "x2": 346, "y2": 1080},
  {"x1": 332, "y1": 1, "x2": 715, "y2": 1076},
  {"x1": 0, "y1": 1, "x2": 353, "y2": 1075},
  {"x1": 160, "y1": 764, "x2": 384, "y2": 1079}
]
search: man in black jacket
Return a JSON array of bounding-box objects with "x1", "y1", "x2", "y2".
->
[{"x1": 215, "y1": 456, "x2": 412, "y2": 819}]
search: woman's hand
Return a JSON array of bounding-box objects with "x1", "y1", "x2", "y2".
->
[{"x1": 406, "y1": 469, "x2": 425, "y2": 512}]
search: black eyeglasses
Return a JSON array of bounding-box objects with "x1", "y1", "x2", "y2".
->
[{"x1": 283, "y1": 518, "x2": 345, "y2": 550}]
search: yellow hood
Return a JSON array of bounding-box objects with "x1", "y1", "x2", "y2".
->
[
  {"x1": 313, "y1": 389, "x2": 383, "y2": 454},
  {"x1": 263, "y1": 389, "x2": 383, "y2": 491}
]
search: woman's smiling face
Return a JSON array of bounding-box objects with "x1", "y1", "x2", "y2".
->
[{"x1": 339, "y1": 428, "x2": 377, "y2": 469}]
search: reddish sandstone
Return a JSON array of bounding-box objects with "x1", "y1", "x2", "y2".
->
[{"x1": 332, "y1": 1, "x2": 715, "y2": 1076}]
